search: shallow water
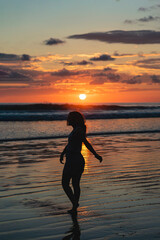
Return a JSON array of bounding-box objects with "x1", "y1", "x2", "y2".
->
[
  {"x1": 1, "y1": 117, "x2": 160, "y2": 141},
  {"x1": 0, "y1": 133, "x2": 160, "y2": 239}
]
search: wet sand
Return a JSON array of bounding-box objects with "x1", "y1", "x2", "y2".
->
[{"x1": 0, "y1": 134, "x2": 160, "y2": 240}]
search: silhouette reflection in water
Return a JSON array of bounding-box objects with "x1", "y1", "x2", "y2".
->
[{"x1": 62, "y1": 211, "x2": 81, "y2": 240}]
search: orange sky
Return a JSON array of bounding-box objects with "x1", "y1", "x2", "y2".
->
[{"x1": 0, "y1": 0, "x2": 160, "y2": 103}]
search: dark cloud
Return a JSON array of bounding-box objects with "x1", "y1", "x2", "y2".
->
[
  {"x1": 0, "y1": 66, "x2": 53, "y2": 89},
  {"x1": 113, "y1": 51, "x2": 134, "y2": 56},
  {"x1": 90, "y1": 72, "x2": 160, "y2": 86},
  {"x1": 90, "y1": 72, "x2": 120, "y2": 85},
  {"x1": 51, "y1": 68, "x2": 80, "y2": 77},
  {"x1": 77, "y1": 60, "x2": 93, "y2": 65},
  {"x1": 138, "y1": 4, "x2": 160, "y2": 12},
  {"x1": 0, "y1": 69, "x2": 32, "y2": 83},
  {"x1": 151, "y1": 75, "x2": 160, "y2": 83},
  {"x1": 90, "y1": 54, "x2": 115, "y2": 61},
  {"x1": 122, "y1": 75, "x2": 142, "y2": 84},
  {"x1": 68, "y1": 30, "x2": 160, "y2": 44},
  {"x1": 104, "y1": 67, "x2": 114, "y2": 71},
  {"x1": 62, "y1": 60, "x2": 93, "y2": 66},
  {"x1": 124, "y1": 16, "x2": 160, "y2": 24},
  {"x1": 138, "y1": 16, "x2": 160, "y2": 22},
  {"x1": 0, "y1": 53, "x2": 19, "y2": 61},
  {"x1": 9, "y1": 71, "x2": 29, "y2": 79},
  {"x1": 21, "y1": 54, "x2": 30, "y2": 61},
  {"x1": 0, "y1": 53, "x2": 31, "y2": 61},
  {"x1": 0, "y1": 70, "x2": 8, "y2": 76},
  {"x1": 93, "y1": 72, "x2": 108, "y2": 77},
  {"x1": 43, "y1": 38, "x2": 65, "y2": 45},
  {"x1": 107, "y1": 73, "x2": 120, "y2": 82},
  {"x1": 135, "y1": 58, "x2": 160, "y2": 69}
]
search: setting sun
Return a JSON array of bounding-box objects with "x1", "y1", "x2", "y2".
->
[{"x1": 79, "y1": 94, "x2": 86, "y2": 100}]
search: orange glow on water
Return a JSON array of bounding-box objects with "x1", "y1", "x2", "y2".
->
[{"x1": 81, "y1": 143, "x2": 90, "y2": 174}]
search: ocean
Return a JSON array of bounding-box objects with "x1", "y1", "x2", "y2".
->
[
  {"x1": 0, "y1": 103, "x2": 160, "y2": 141},
  {"x1": 0, "y1": 103, "x2": 160, "y2": 239}
]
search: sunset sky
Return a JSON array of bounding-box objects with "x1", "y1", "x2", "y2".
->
[{"x1": 0, "y1": 0, "x2": 160, "y2": 103}]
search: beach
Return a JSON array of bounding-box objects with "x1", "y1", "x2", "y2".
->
[
  {"x1": 0, "y1": 129, "x2": 160, "y2": 239},
  {"x1": 1, "y1": 0, "x2": 160, "y2": 238}
]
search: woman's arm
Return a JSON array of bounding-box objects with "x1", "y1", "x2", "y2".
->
[
  {"x1": 60, "y1": 144, "x2": 68, "y2": 164},
  {"x1": 83, "y1": 138, "x2": 103, "y2": 162}
]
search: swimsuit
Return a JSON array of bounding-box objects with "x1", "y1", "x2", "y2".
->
[{"x1": 63, "y1": 127, "x2": 85, "y2": 175}]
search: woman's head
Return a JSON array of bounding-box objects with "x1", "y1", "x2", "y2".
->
[{"x1": 67, "y1": 111, "x2": 86, "y2": 132}]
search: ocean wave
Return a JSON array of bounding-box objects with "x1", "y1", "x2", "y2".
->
[
  {"x1": 0, "y1": 103, "x2": 160, "y2": 111},
  {"x1": 1, "y1": 129, "x2": 160, "y2": 142},
  {"x1": 0, "y1": 103, "x2": 160, "y2": 121},
  {"x1": 0, "y1": 111, "x2": 160, "y2": 121}
]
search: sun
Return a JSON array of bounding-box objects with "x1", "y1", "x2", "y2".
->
[{"x1": 79, "y1": 94, "x2": 86, "y2": 100}]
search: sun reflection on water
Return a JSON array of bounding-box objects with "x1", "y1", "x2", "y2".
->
[{"x1": 81, "y1": 143, "x2": 90, "y2": 174}]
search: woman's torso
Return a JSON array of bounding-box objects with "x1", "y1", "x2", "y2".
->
[{"x1": 65, "y1": 126, "x2": 85, "y2": 167}]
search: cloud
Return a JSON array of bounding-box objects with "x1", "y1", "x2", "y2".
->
[
  {"x1": 43, "y1": 38, "x2": 65, "y2": 45},
  {"x1": 124, "y1": 20, "x2": 134, "y2": 24},
  {"x1": 9, "y1": 71, "x2": 29, "y2": 79},
  {"x1": 124, "y1": 16, "x2": 160, "y2": 24},
  {"x1": 107, "y1": 73, "x2": 120, "y2": 82},
  {"x1": 139, "y1": 16, "x2": 160, "y2": 22},
  {"x1": 151, "y1": 75, "x2": 160, "y2": 83},
  {"x1": 113, "y1": 51, "x2": 135, "y2": 57},
  {"x1": 0, "y1": 53, "x2": 31, "y2": 62},
  {"x1": 113, "y1": 51, "x2": 160, "y2": 58},
  {"x1": 104, "y1": 67, "x2": 114, "y2": 71},
  {"x1": 134, "y1": 58, "x2": 160, "y2": 69},
  {"x1": 138, "y1": 7, "x2": 148, "y2": 12},
  {"x1": 0, "y1": 53, "x2": 19, "y2": 61},
  {"x1": 90, "y1": 79, "x2": 107, "y2": 85},
  {"x1": 122, "y1": 74, "x2": 160, "y2": 85},
  {"x1": 90, "y1": 71, "x2": 160, "y2": 86},
  {"x1": 51, "y1": 68, "x2": 80, "y2": 77},
  {"x1": 0, "y1": 66, "x2": 53, "y2": 89},
  {"x1": 68, "y1": 30, "x2": 160, "y2": 44},
  {"x1": 138, "y1": 4, "x2": 160, "y2": 12},
  {"x1": 90, "y1": 72, "x2": 120, "y2": 85},
  {"x1": 122, "y1": 75, "x2": 142, "y2": 84},
  {"x1": 90, "y1": 54, "x2": 115, "y2": 61},
  {"x1": 0, "y1": 70, "x2": 8, "y2": 76},
  {"x1": 21, "y1": 54, "x2": 30, "y2": 61},
  {"x1": 62, "y1": 60, "x2": 93, "y2": 66},
  {"x1": 76, "y1": 60, "x2": 93, "y2": 65},
  {"x1": 0, "y1": 69, "x2": 32, "y2": 84}
]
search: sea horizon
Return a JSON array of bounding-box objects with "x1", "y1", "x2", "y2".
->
[{"x1": 0, "y1": 102, "x2": 160, "y2": 105}]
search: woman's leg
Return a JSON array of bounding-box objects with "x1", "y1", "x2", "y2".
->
[
  {"x1": 62, "y1": 170, "x2": 75, "y2": 205},
  {"x1": 72, "y1": 172, "x2": 83, "y2": 209}
]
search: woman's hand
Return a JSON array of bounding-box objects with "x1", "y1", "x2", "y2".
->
[
  {"x1": 95, "y1": 153, "x2": 103, "y2": 163},
  {"x1": 60, "y1": 153, "x2": 64, "y2": 164}
]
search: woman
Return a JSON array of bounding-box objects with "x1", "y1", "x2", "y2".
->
[{"x1": 60, "y1": 111, "x2": 102, "y2": 213}]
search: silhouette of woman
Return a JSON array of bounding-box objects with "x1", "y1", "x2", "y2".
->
[{"x1": 60, "y1": 111, "x2": 102, "y2": 213}]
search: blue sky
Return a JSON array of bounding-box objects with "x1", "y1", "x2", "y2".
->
[{"x1": 1, "y1": 0, "x2": 159, "y2": 55}]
